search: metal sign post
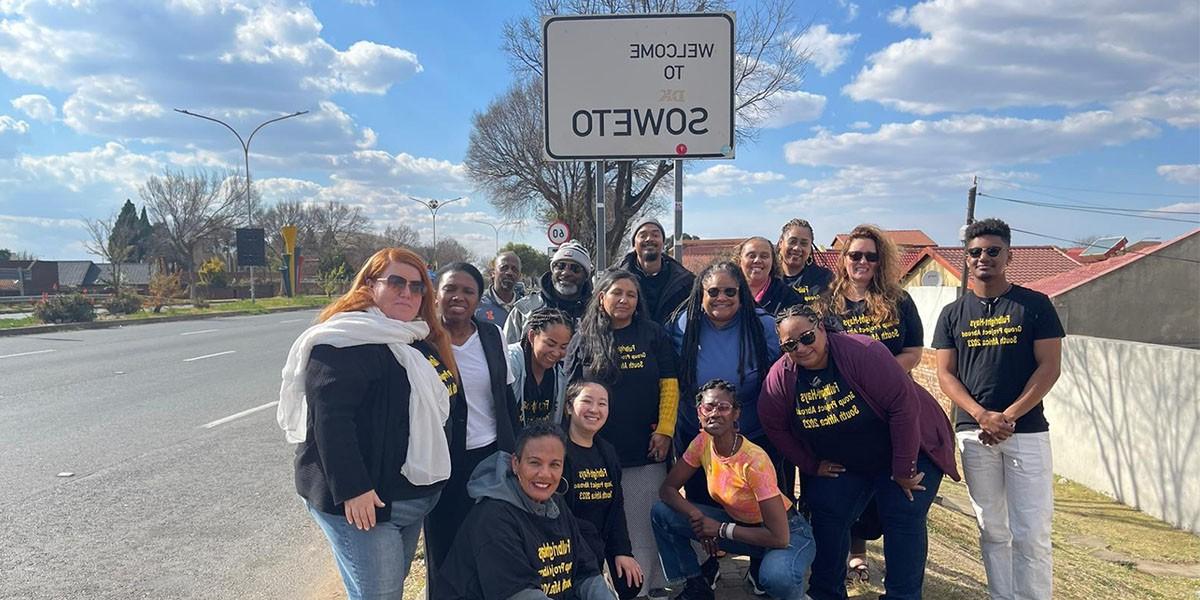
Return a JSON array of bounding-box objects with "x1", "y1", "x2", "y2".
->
[
  {"x1": 594, "y1": 161, "x2": 606, "y2": 270},
  {"x1": 673, "y1": 160, "x2": 684, "y2": 261}
]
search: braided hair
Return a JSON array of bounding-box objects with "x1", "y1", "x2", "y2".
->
[
  {"x1": 695, "y1": 378, "x2": 741, "y2": 409},
  {"x1": 576, "y1": 268, "x2": 647, "y2": 383},
  {"x1": 522, "y1": 307, "x2": 574, "y2": 350},
  {"x1": 674, "y1": 261, "x2": 770, "y2": 398}
]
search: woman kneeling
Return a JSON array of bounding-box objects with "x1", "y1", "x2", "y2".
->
[
  {"x1": 437, "y1": 422, "x2": 616, "y2": 600},
  {"x1": 652, "y1": 380, "x2": 815, "y2": 600}
]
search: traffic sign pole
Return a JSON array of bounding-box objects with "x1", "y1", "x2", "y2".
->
[{"x1": 594, "y1": 160, "x2": 606, "y2": 270}]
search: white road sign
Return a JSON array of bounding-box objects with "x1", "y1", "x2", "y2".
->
[
  {"x1": 547, "y1": 220, "x2": 571, "y2": 245},
  {"x1": 543, "y1": 13, "x2": 735, "y2": 161}
]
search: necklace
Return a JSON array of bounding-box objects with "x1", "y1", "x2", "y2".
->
[{"x1": 716, "y1": 434, "x2": 742, "y2": 458}]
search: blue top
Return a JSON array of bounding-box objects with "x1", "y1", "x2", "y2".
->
[{"x1": 671, "y1": 309, "x2": 781, "y2": 443}]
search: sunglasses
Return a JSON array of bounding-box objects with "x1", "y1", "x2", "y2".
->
[
  {"x1": 704, "y1": 287, "x2": 738, "y2": 298},
  {"x1": 846, "y1": 251, "x2": 879, "y2": 263},
  {"x1": 375, "y1": 274, "x2": 425, "y2": 295},
  {"x1": 697, "y1": 401, "x2": 735, "y2": 415},
  {"x1": 552, "y1": 261, "x2": 584, "y2": 274},
  {"x1": 967, "y1": 246, "x2": 1004, "y2": 258},
  {"x1": 780, "y1": 327, "x2": 818, "y2": 352}
]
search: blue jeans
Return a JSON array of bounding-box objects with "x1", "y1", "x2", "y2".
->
[
  {"x1": 651, "y1": 501, "x2": 815, "y2": 600},
  {"x1": 305, "y1": 492, "x2": 440, "y2": 600},
  {"x1": 803, "y1": 454, "x2": 943, "y2": 600}
]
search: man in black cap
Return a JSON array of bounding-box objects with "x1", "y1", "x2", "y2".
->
[{"x1": 618, "y1": 217, "x2": 695, "y2": 326}]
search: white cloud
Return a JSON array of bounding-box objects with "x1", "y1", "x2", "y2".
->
[
  {"x1": 848, "y1": 121, "x2": 871, "y2": 130},
  {"x1": 839, "y1": 0, "x2": 859, "y2": 22},
  {"x1": 10, "y1": 94, "x2": 56, "y2": 121},
  {"x1": 784, "y1": 111, "x2": 1159, "y2": 172},
  {"x1": 0, "y1": 114, "x2": 31, "y2": 157},
  {"x1": 752, "y1": 90, "x2": 827, "y2": 129},
  {"x1": 14, "y1": 141, "x2": 161, "y2": 193},
  {"x1": 793, "y1": 25, "x2": 859, "y2": 76},
  {"x1": 845, "y1": 0, "x2": 1200, "y2": 115},
  {"x1": 1151, "y1": 202, "x2": 1200, "y2": 215},
  {"x1": 0, "y1": 1, "x2": 421, "y2": 150},
  {"x1": 686, "y1": 164, "x2": 785, "y2": 197},
  {"x1": 1113, "y1": 91, "x2": 1200, "y2": 128},
  {"x1": 1156, "y1": 164, "x2": 1200, "y2": 184}
]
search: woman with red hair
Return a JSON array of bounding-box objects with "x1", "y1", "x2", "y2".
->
[{"x1": 279, "y1": 247, "x2": 462, "y2": 600}]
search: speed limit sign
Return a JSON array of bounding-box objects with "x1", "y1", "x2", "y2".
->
[{"x1": 547, "y1": 220, "x2": 571, "y2": 246}]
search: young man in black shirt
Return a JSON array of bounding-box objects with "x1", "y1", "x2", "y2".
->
[
  {"x1": 617, "y1": 217, "x2": 695, "y2": 327},
  {"x1": 933, "y1": 218, "x2": 1064, "y2": 600}
]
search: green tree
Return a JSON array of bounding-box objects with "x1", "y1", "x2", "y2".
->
[
  {"x1": 501, "y1": 242, "x2": 550, "y2": 282},
  {"x1": 0, "y1": 249, "x2": 10, "y2": 261}
]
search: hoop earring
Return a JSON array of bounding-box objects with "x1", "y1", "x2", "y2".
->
[
  {"x1": 807, "y1": 244, "x2": 816, "y2": 265},
  {"x1": 555, "y1": 477, "x2": 571, "y2": 496}
]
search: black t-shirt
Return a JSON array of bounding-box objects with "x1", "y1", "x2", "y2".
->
[
  {"x1": 634, "y1": 265, "x2": 668, "y2": 323},
  {"x1": 782, "y1": 264, "x2": 834, "y2": 305},
  {"x1": 564, "y1": 437, "x2": 632, "y2": 560},
  {"x1": 439, "y1": 495, "x2": 600, "y2": 600},
  {"x1": 567, "y1": 320, "x2": 679, "y2": 467},
  {"x1": 933, "y1": 284, "x2": 1065, "y2": 433},
  {"x1": 757, "y1": 278, "x2": 806, "y2": 317},
  {"x1": 836, "y1": 294, "x2": 924, "y2": 356},
  {"x1": 521, "y1": 345, "x2": 558, "y2": 426},
  {"x1": 792, "y1": 354, "x2": 892, "y2": 475}
]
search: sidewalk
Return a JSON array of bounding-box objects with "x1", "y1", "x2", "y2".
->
[{"x1": 309, "y1": 475, "x2": 1200, "y2": 599}]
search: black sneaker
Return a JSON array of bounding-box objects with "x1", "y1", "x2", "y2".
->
[
  {"x1": 679, "y1": 575, "x2": 716, "y2": 600},
  {"x1": 700, "y1": 555, "x2": 721, "y2": 590},
  {"x1": 746, "y1": 557, "x2": 767, "y2": 596}
]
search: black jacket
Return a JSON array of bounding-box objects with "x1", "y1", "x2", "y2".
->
[
  {"x1": 618, "y1": 251, "x2": 695, "y2": 326},
  {"x1": 294, "y1": 340, "x2": 457, "y2": 522},
  {"x1": 757, "y1": 277, "x2": 806, "y2": 317},
  {"x1": 450, "y1": 319, "x2": 521, "y2": 455}
]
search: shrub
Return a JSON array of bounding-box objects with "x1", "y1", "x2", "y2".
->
[
  {"x1": 198, "y1": 257, "x2": 229, "y2": 289},
  {"x1": 147, "y1": 268, "x2": 181, "y2": 313},
  {"x1": 34, "y1": 293, "x2": 96, "y2": 324},
  {"x1": 103, "y1": 291, "x2": 143, "y2": 315}
]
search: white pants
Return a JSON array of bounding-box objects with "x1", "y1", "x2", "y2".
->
[{"x1": 957, "y1": 430, "x2": 1054, "y2": 600}]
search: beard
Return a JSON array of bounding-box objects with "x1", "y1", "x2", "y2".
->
[
  {"x1": 553, "y1": 281, "x2": 579, "y2": 297},
  {"x1": 639, "y1": 248, "x2": 661, "y2": 262}
]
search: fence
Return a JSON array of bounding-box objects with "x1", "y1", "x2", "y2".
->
[{"x1": 907, "y1": 286, "x2": 1199, "y2": 533}]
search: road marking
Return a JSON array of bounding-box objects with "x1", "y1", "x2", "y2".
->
[
  {"x1": 180, "y1": 328, "x2": 219, "y2": 336},
  {"x1": 182, "y1": 350, "x2": 236, "y2": 362},
  {"x1": 201, "y1": 401, "x2": 279, "y2": 429},
  {"x1": 0, "y1": 349, "x2": 56, "y2": 360},
  {"x1": 278, "y1": 318, "x2": 304, "y2": 324}
]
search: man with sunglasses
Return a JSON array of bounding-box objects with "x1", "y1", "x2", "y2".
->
[
  {"x1": 618, "y1": 217, "x2": 695, "y2": 327},
  {"x1": 503, "y1": 240, "x2": 594, "y2": 344},
  {"x1": 933, "y1": 218, "x2": 1064, "y2": 600}
]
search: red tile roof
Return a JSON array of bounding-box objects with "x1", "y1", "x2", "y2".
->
[
  {"x1": 679, "y1": 241, "x2": 923, "y2": 280},
  {"x1": 1025, "y1": 229, "x2": 1198, "y2": 297},
  {"x1": 831, "y1": 229, "x2": 937, "y2": 249},
  {"x1": 918, "y1": 246, "x2": 1082, "y2": 286}
]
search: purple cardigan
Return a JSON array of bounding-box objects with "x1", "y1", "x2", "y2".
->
[{"x1": 758, "y1": 332, "x2": 959, "y2": 482}]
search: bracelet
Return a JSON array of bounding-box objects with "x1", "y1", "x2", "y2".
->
[
  {"x1": 718, "y1": 522, "x2": 729, "y2": 539},
  {"x1": 727, "y1": 523, "x2": 737, "y2": 539}
]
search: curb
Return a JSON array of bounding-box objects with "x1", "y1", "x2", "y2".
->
[{"x1": 0, "y1": 304, "x2": 322, "y2": 337}]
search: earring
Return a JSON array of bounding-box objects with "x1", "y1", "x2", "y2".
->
[{"x1": 555, "y1": 477, "x2": 571, "y2": 496}]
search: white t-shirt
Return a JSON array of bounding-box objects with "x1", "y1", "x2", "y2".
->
[{"x1": 452, "y1": 326, "x2": 515, "y2": 450}]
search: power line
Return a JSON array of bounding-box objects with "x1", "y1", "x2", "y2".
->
[
  {"x1": 980, "y1": 176, "x2": 1200, "y2": 200},
  {"x1": 1009, "y1": 227, "x2": 1200, "y2": 265},
  {"x1": 981, "y1": 178, "x2": 1200, "y2": 214},
  {"x1": 979, "y1": 192, "x2": 1200, "y2": 224}
]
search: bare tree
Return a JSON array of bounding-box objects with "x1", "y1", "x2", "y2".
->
[
  {"x1": 139, "y1": 169, "x2": 242, "y2": 300},
  {"x1": 469, "y1": 0, "x2": 809, "y2": 263},
  {"x1": 82, "y1": 214, "x2": 135, "y2": 291},
  {"x1": 380, "y1": 224, "x2": 422, "y2": 248},
  {"x1": 259, "y1": 200, "x2": 321, "y2": 266}
]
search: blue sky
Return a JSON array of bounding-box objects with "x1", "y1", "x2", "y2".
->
[{"x1": 0, "y1": 0, "x2": 1196, "y2": 262}]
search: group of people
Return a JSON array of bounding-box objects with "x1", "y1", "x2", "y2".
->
[{"x1": 279, "y1": 216, "x2": 1064, "y2": 600}]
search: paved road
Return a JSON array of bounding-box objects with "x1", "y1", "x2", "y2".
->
[{"x1": 0, "y1": 310, "x2": 335, "y2": 600}]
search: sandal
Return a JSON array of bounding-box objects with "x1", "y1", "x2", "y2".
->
[{"x1": 846, "y1": 556, "x2": 870, "y2": 584}]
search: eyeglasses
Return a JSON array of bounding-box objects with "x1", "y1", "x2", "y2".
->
[
  {"x1": 375, "y1": 275, "x2": 425, "y2": 295},
  {"x1": 967, "y1": 246, "x2": 1003, "y2": 258},
  {"x1": 697, "y1": 401, "x2": 735, "y2": 415},
  {"x1": 846, "y1": 251, "x2": 879, "y2": 263},
  {"x1": 779, "y1": 327, "x2": 818, "y2": 352},
  {"x1": 704, "y1": 287, "x2": 738, "y2": 298},
  {"x1": 552, "y1": 261, "x2": 584, "y2": 274}
]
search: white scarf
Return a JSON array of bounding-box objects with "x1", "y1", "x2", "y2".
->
[{"x1": 278, "y1": 307, "x2": 452, "y2": 486}]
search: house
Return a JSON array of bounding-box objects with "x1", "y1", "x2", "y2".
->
[
  {"x1": 1025, "y1": 229, "x2": 1199, "y2": 348},
  {"x1": 0, "y1": 260, "x2": 155, "y2": 295},
  {"x1": 902, "y1": 246, "x2": 1081, "y2": 288},
  {"x1": 830, "y1": 229, "x2": 936, "y2": 250},
  {"x1": 0, "y1": 260, "x2": 60, "y2": 295}
]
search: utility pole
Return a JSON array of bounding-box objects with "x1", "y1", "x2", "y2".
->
[
  {"x1": 959, "y1": 175, "x2": 978, "y2": 298},
  {"x1": 174, "y1": 108, "x2": 308, "y2": 302},
  {"x1": 407, "y1": 196, "x2": 463, "y2": 269}
]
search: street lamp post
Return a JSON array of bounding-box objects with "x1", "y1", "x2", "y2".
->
[
  {"x1": 407, "y1": 196, "x2": 463, "y2": 268},
  {"x1": 472, "y1": 219, "x2": 516, "y2": 255},
  {"x1": 174, "y1": 108, "x2": 308, "y2": 302}
]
